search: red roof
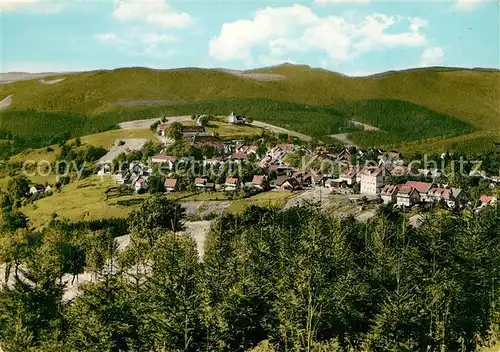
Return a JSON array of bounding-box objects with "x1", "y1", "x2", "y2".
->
[
  {"x1": 194, "y1": 178, "x2": 206, "y2": 184},
  {"x1": 480, "y1": 195, "x2": 494, "y2": 205},
  {"x1": 428, "y1": 187, "x2": 452, "y2": 199},
  {"x1": 252, "y1": 175, "x2": 265, "y2": 185},
  {"x1": 391, "y1": 166, "x2": 410, "y2": 175},
  {"x1": 404, "y1": 181, "x2": 433, "y2": 194},
  {"x1": 381, "y1": 184, "x2": 400, "y2": 196},
  {"x1": 157, "y1": 124, "x2": 168, "y2": 131},
  {"x1": 152, "y1": 154, "x2": 177, "y2": 162},
  {"x1": 226, "y1": 177, "x2": 239, "y2": 184},
  {"x1": 360, "y1": 166, "x2": 383, "y2": 177},
  {"x1": 231, "y1": 152, "x2": 247, "y2": 159},
  {"x1": 136, "y1": 178, "x2": 147, "y2": 184},
  {"x1": 164, "y1": 178, "x2": 177, "y2": 188},
  {"x1": 341, "y1": 165, "x2": 361, "y2": 178}
]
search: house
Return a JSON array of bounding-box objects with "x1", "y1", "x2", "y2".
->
[
  {"x1": 396, "y1": 186, "x2": 420, "y2": 207},
  {"x1": 29, "y1": 184, "x2": 45, "y2": 196},
  {"x1": 311, "y1": 172, "x2": 327, "y2": 187},
  {"x1": 133, "y1": 177, "x2": 148, "y2": 192},
  {"x1": 230, "y1": 152, "x2": 248, "y2": 161},
  {"x1": 236, "y1": 145, "x2": 259, "y2": 155},
  {"x1": 428, "y1": 187, "x2": 468, "y2": 208},
  {"x1": 195, "y1": 177, "x2": 207, "y2": 190},
  {"x1": 252, "y1": 175, "x2": 268, "y2": 190},
  {"x1": 259, "y1": 156, "x2": 273, "y2": 168},
  {"x1": 276, "y1": 176, "x2": 300, "y2": 192},
  {"x1": 151, "y1": 154, "x2": 177, "y2": 169},
  {"x1": 404, "y1": 181, "x2": 435, "y2": 202},
  {"x1": 203, "y1": 157, "x2": 226, "y2": 166},
  {"x1": 205, "y1": 182, "x2": 216, "y2": 191},
  {"x1": 478, "y1": 195, "x2": 497, "y2": 208},
  {"x1": 164, "y1": 178, "x2": 178, "y2": 193},
  {"x1": 381, "y1": 184, "x2": 400, "y2": 204},
  {"x1": 360, "y1": 166, "x2": 389, "y2": 195},
  {"x1": 339, "y1": 165, "x2": 361, "y2": 185},
  {"x1": 325, "y1": 178, "x2": 345, "y2": 189},
  {"x1": 181, "y1": 125, "x2": 207, "y2": 138},
  {"x1": 225, "y1": 177, "x2": 240, "y2": 191},
  {"x1": 390, "y1": 166, "x2": 412, "y2": 176},
  {"x1": 293, "y1": 172, "x2": 312, "y2": 188},
  {"x1": 228, "y1": 111, "x2": 246, "y2": 124},
  {"x1": 192, "y1": 138, "x2": 225, "y2": 152},
  {"x1": 156, "y1": 124, "x2": 168, "y2": 137}
]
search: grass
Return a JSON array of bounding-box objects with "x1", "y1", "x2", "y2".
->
[
  {"x1": 205, "y1": 121, "x2": 262, "y2": 138},
  {"x1": 22, "y1": 176, "x2": 150, "y2": 227},
  {"x1": 10, "y1": 145, "x2": 61, "y2": 163},
  {"x1": 79, "y1": 128, "x2": 156, "y2": 148},
  {"x1": 168, "y1": 191, "x2": 229, "y2": 201},
  {"x1": 228, "y1": 191, "x2": 294, "y2": 214},
  {"x1": 0, "y1": 65, "x2": 498, "y2": 154}
]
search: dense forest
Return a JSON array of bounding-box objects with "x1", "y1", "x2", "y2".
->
[{"x1": 0, "y1": 196, "x2": 499, "y2": 351}]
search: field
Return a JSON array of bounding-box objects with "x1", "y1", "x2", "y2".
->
[
  {"x1": 9, "y1": 145, "x2": 61, "y2": 164},
  {"x1": 228, "y1": 191, "x2": 294, "y2": 214},
  {"x1": 21, "y1": 176, "x2": 149, "y2": 228},
  {"x1": 0, "y1": 65, "x2": 498, "y2": 154},
  {"x1": 79, "y1": 128, "x2": 156, "y2": 148}
]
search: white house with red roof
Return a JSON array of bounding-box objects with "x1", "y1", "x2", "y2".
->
[
  {"x1": 133, "y1": 176, "x2": 149, "y2": 192},
  {"x1": 478, "y1": 195, "x2": 497, "y2": 208},
  {"x1": 151, "y1": 154, "x2": 177, "y2": 169},
  {"x1": 194, "y1": 177, "x2": 207, "y2": 189},
  {"x1": 396, "y1": 185, "x2": 421, "y2": 207},
  {"x1": 404, "y1": 181, "x2": 435, "y2": 202},
  {"x1": 381, "y1": 184, "x2": 400, "y2": 204},
  {"x1": 339, "y1": 165, "x2": 362, "y2": 186},
  {"x1": 251, "y1": 175, "x2": 268, "y2": 190},
  {"x1": 164, "y1": 178, "x2": 178, "y2": 193},
  {"x1": 225, "y1": 177, "x2": 240, "y2": 191},
  {"x1": 428, "y1": 187, "x2": 468, "y2": 208}
]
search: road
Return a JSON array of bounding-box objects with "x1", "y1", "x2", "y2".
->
[
  {"x1": 118, "y1": 115, "x2": 193, "y2": 129},
  {"x1": 251, "y1": 120, "x2": 312, "y2": 141},
  {"x1": 118, "y1": 115, "x2": 313, "y2": 142}
]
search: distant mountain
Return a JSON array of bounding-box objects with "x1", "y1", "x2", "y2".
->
[{"x1": 0, "y1": 64, "x2": 498, "y2": 153}]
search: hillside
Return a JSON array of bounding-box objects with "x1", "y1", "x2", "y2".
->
[{"x1": 1, "y1": 64, "x2": 499, "y2": 154}]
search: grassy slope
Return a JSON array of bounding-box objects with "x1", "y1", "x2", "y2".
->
[
  {"x1": 228, "y1": 191, "x2": 293, "y2": 214},
  {"x1": 22, "y1": 176, "x2": 149, "y2": 227},
  {"x1": 1, "y1": 65, "x2": 499, "y2": 152}
]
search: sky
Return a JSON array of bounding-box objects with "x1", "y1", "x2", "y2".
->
[{"x1": 0, "y1": 0, "x2": 499, "y2": 76}]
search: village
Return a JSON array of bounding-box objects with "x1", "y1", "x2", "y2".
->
[{"x1": 93, "y1": 112, "x2": 499, "y2": 214}]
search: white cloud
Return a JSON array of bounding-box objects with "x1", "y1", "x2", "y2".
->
[
  {"x1": 139, "y1": 33, "x2": 178, "y2": 45},
  {"x1": 112, "y1": 0, "x2": 193, "y2": 28},
  {"x1": 0, "y1": 0, "x2": 65, "y2": 13},
  {"x1": 95, "y1": 32, "x2": 122, "y2": 43},
  {"x1": 209, "y1": 4, "x2": 429, "y2": 65},
  {"x1": 454, "y1": 0, "x2": 484, "y2": 10},
  {"x1": 420, "y1": 47, "x2": 445, "y2": 67}
]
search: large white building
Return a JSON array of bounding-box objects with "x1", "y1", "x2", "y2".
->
[{"x1": 360, "y1": 166, "x2": 389, "y2": 195}]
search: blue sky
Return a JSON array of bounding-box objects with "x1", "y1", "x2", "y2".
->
[{"x1": 1, "y1": 0, "x2": 498, "y2": 75}]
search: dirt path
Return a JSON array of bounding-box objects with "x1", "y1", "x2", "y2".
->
[
  {"x1": 0, "y1": 95, "x2": 13, "y2": 110},
  {"x1": 38, "y1": 78, "x2": 65, "y2": 85},
  {"x1": 118, "y1": 115, "x2": 192, "y2": 129},
  {"x1": 251, "y1": 120, "x2": 312, "y2": 141},
  {"x1": 329, "y1": 132, "x2": 358, "y2": 147},
  {"x1": 350, "y1": 120, "x2": 379, "y2": 131},
  {"x1": 97, "y1": 138, "x2": 148, "y2": 164}
]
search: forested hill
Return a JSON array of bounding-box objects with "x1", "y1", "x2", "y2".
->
[
  {"x1": 0, "y1": 198, "x2": 499, "y2": 351},
  {"x1": 0, "y1": 64, "x2": 499, "y2": 154}
]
